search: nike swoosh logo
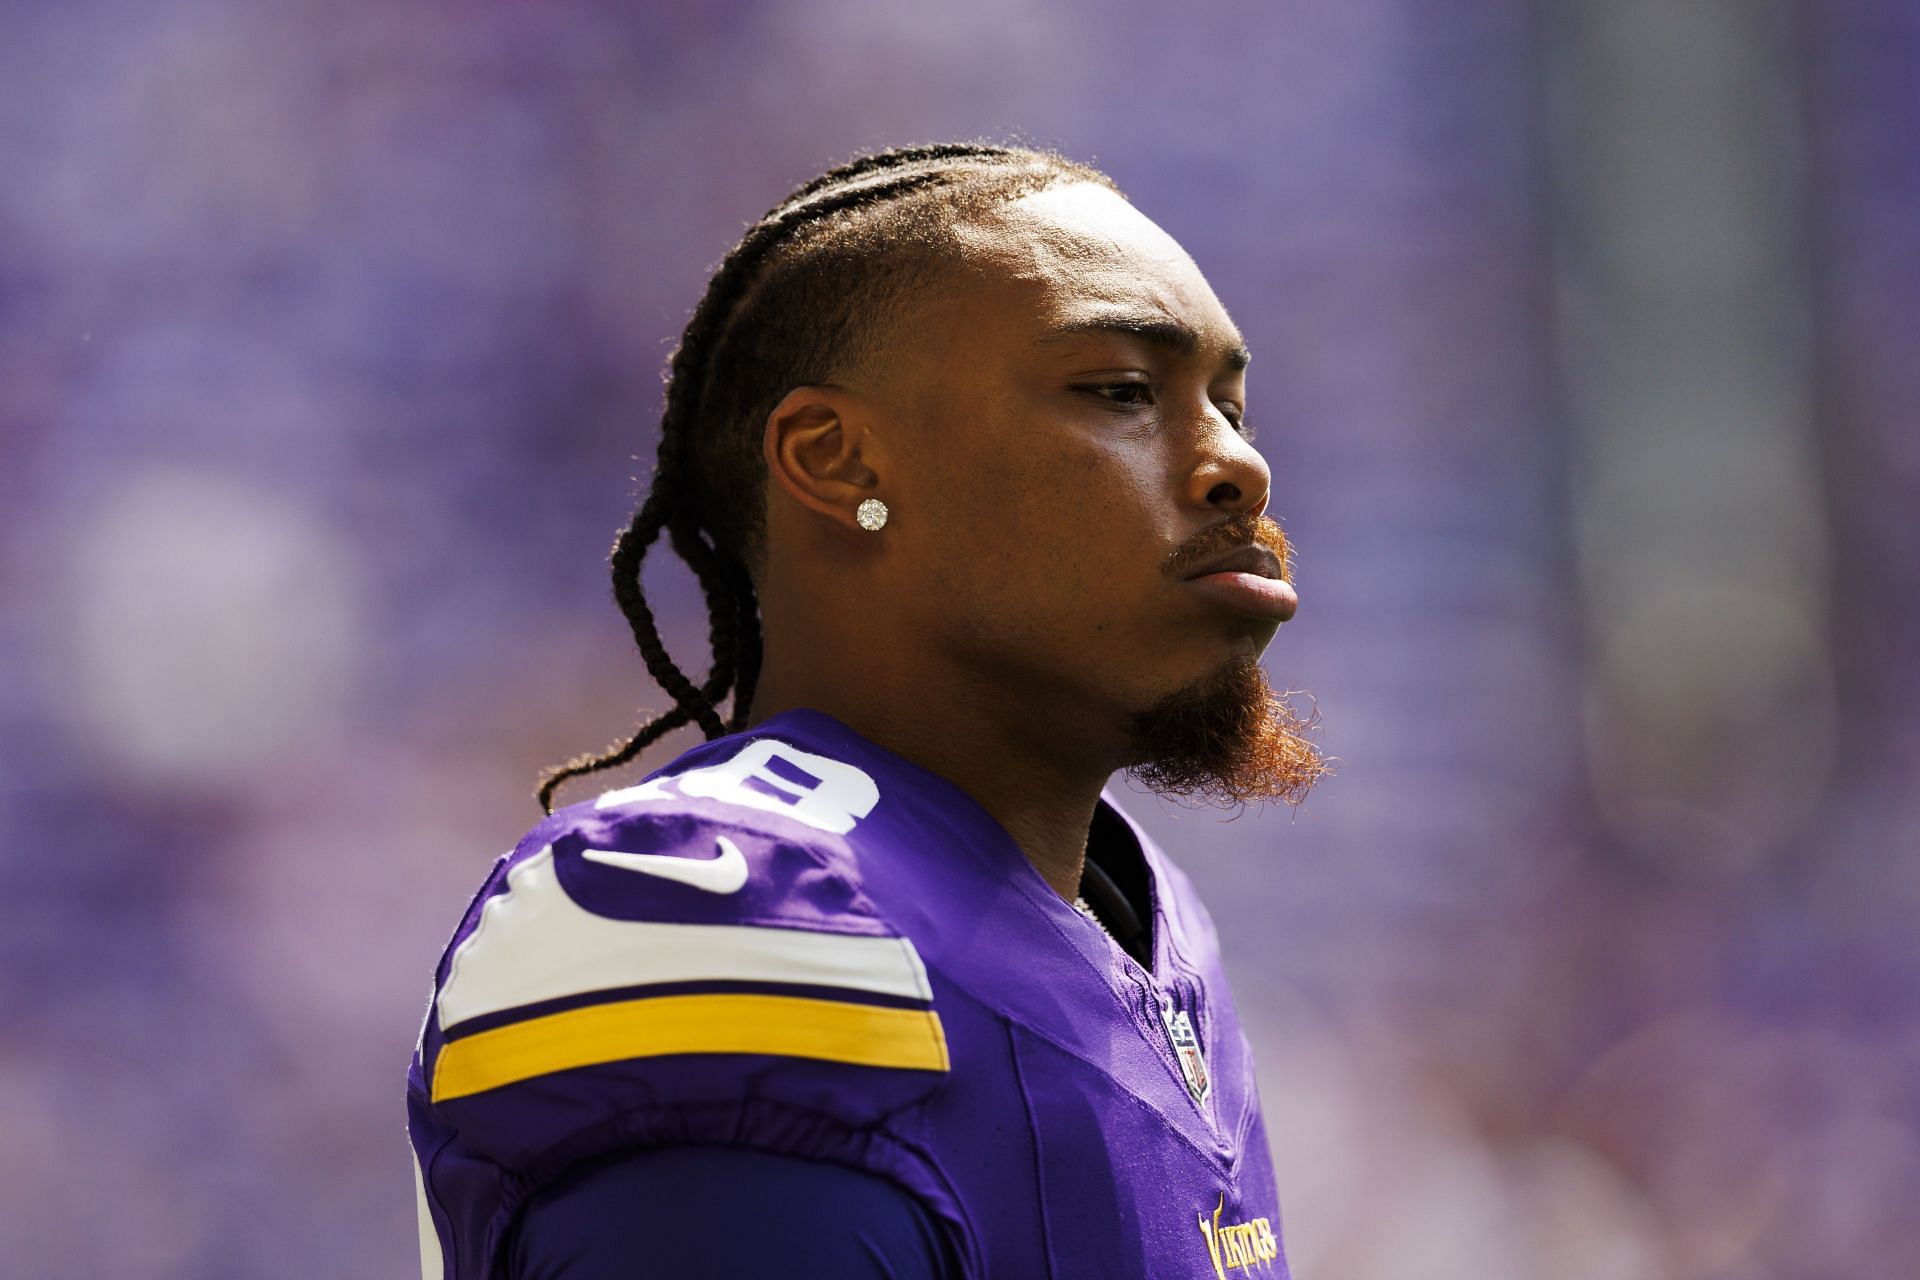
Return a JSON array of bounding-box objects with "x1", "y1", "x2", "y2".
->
[{"x1": 580, "y1": 835, "x2": 749, "y2": 894}]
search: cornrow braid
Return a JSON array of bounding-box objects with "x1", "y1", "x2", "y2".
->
[{"x1": 536, "y1": 142, "x2": 1117, "y2": 813}]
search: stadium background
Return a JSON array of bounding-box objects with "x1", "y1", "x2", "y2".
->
[{"x1": 4, "y1": 2, "x2": 1917, "y2": 1275}]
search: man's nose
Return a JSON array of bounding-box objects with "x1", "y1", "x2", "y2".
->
[{"x1": 1187, "y1": 417, "x2": 1270, "y2": 517}]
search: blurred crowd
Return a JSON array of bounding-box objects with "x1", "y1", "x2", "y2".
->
[{"x1": 2, "y1": 1, "x2": 1915, "y2": 1276}]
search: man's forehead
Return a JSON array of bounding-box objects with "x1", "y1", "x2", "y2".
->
[{"x1": 952, "y1": 183, "x2": 1242, "y2": 351}]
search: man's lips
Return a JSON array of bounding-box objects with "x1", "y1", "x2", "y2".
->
[
  {"x1": 1180, "y1": 544, "x2": 1298, "y2": 622},
  {"x1": 1182, "y1": 544, "x2": 1285, "y2": 581}
]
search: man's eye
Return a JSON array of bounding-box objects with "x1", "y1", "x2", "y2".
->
[{"x1": 1080, "y1": 382, "x2": 1153, "y2": 406}]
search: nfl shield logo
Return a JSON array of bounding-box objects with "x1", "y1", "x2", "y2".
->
[{"x1": 1160, "y1": 999, "x2": 1211, "y2": 1107}]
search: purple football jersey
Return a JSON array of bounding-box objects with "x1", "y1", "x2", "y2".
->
[{"x1": 408, "y1": 709, "x2": 1291, "y2": 1279}]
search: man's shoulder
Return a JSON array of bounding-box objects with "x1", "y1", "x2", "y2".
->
[
  {"x1": 471, "y1": 727, "x2": 901, "y2": 940},
  {"x1": 419, "y1": 729, "x2": 947, "y2": 1114}
]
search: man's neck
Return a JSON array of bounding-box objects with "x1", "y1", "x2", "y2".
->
[{"x1": 748, "y1": 667, "x2": 1116, "y2": 901}]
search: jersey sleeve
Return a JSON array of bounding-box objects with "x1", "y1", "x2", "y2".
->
[
  {"x1": 410, "y1": 746, "x2": 958, "y2": 1277},
  {"x1": 505, "y1": 1146, "x2": 960, "y2": 1280}
]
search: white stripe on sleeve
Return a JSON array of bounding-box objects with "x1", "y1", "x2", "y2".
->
[{"x1": 435, "y1": 846, "x2": 932, "y2": 1032}]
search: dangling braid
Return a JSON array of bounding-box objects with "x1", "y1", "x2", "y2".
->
[{"x1": 536, "y1": 142, "x2": 1116, "y2": 813}]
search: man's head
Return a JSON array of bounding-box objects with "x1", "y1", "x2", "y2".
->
[{"x1": 540, "y1": 145, "x2": 1322, "y2": 812}]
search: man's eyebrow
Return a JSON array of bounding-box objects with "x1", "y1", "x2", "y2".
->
[{"x1": 1035, "y1": 313, "x2": 1251, "y2": 372}]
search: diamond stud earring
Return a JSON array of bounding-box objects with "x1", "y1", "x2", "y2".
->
[{"x1": 856, "y1": 498, "x2": 889, "y2": 532}]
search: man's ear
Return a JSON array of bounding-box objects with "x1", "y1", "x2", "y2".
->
[{"x1": 762, "y1": 386, "x2": 883, "y2": 531}]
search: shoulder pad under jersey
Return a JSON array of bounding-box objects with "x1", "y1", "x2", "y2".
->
[{"x1": 417, "y1": 734, "x2": 950, "y2": 1179}]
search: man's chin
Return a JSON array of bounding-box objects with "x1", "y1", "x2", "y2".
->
[{"x1": 1122, "y1": 654, "x2": 1326, "y2": 807}]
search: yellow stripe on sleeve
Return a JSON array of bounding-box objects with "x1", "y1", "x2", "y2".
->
[{"x1": 430, "y1": 992, "x2": 950, "y2": 1103}]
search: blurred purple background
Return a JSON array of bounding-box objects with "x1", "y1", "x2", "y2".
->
[{"x1": 4, "y1": 2, "x2": 1916, "y2": 1276}]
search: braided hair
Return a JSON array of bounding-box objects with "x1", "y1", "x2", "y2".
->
[{"x1": 536, "y1": 143, "x2": 1117, "y2": 812}]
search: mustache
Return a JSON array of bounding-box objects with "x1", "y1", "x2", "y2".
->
[{"x1": 1164, "y1": 512, "x2": 1293, "y2": 581}]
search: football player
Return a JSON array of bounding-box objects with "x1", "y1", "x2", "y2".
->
[{"x1": 407, "y1": 143, "x2": 1324, "y2": 1278}]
